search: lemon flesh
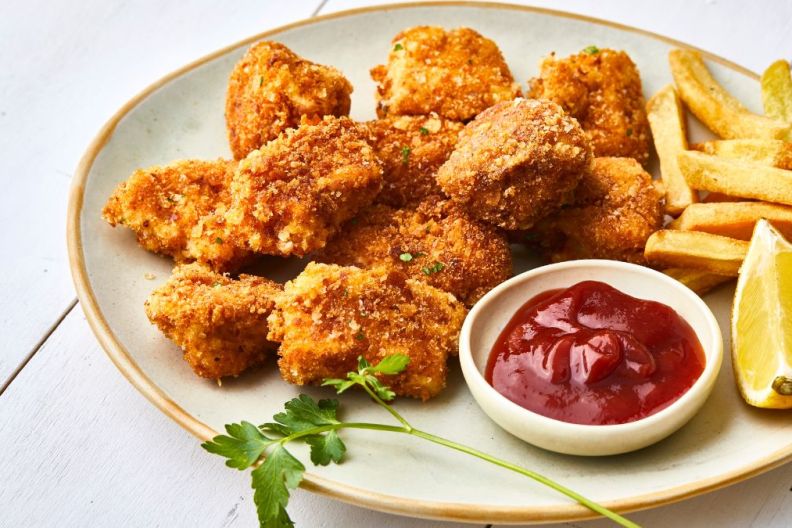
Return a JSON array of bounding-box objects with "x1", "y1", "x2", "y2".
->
[{"x1": 732, "y1": 219, "x2": 792, "y2": 408}]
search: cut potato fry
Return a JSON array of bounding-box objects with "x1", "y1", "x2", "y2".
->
[
  {"x1": 701, "y1": 191, "x2": 746, "y2": 203},
  {"x1": 674, "y1": 201, "x2": 792, "y2": 240},
  {"x1": 663, "y1": 267, "x2": 733, "y2": 295},
  {"x1": 644, "y1": 230, "x2": 748, "y2": 275},
  {"x1": 761, "y1": 59, "x2": 792, "y2": 135},
  {"x1": 678, "y1": 150, "x2": 792, "y2": 205},
  {"x1": 691, "y1": 139, "x2": 792, "y2": 169},
  {"x1": 669, "y1": 49, "x2": 790, "y2": 139},
  {"x1": 647, "y1": 84, "x2": 697, "y2": 215}
]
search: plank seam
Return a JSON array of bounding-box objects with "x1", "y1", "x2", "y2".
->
[{"x1": 0, "y1": 298, "x2": 79, "y2": 396}]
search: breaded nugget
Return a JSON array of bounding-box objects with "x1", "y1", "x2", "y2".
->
[
  {"x1": 269, "y1": 263, "x2": 466, "y2": 400},
  {"x1": 145, "y1": 263, "x2": 282, "y2": 380},
  {"x1": 226, "y1": 41, "x2": 353, "y2": 159},
  {"x1": 317, "y1": 196, "x2": 511, "y2": 305},
  {"x1": 226, "y1": 116, "x2": 383, "y2": 256},
  {"x1": 527, "y1": 157, "x2": 664, "y2": 264},
  {"x1": 528, "y1": 48, "x2": 651, "y2": 165},
  {"x1": 370, "y1": 26, "x2": 521, "y2": 121},
  {"x1": 436, "y1": 98, "x2": 591, "y2": 230},
  {"x1": 367, "y1": 114, "x2": 463, "y2": 207},
  {"x1": 102, "y1": 159, "x2": 252, "y2": 272}
]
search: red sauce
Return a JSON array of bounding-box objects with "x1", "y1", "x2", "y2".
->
[{"x1": 486, "y1": 281, "x2": 705, "y2": 425}]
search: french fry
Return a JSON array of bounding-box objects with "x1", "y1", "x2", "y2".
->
[
  {"x1": 673, "y1": 201, "x2": 792, "y2": 240},
  {"x1": 702, "y1": 191, "x2": 747, "y2": 203},
  {"x1": 761, "y1": 59, "x2": 792, "y2": 137},
  {"x1": 669, "y1": 49, "x2": 790, "y2": 140},
  {"x1": 644, "y1": 230, "x2": 748, "y2": 275},
  {"x1": 691, "y1": 139, "x2": 792, "y2": 169},
  {"x1": 647, "y1": 84, "x2": 698, "y2": 215},
  {"x1": 663, "y1": 268, "x2": 734, "y2": 295},
  {"x1": 678, "y1": 150, "x2": 792, "y2": 205}
]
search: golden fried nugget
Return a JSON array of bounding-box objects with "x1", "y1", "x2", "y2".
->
[
  {"x1": 102, "y1": 159, "x2": 252, "y2": 272},
  {"x1": 226, "y1": 116, "x2": 383, "y2": 256},
  {"x1": 145, "y1": 263, "x2": 282, "y2": 380},
  {"x1": 370, "y1": 26, "x2": 521, "y2": 121},
  {"x1": 366, "y1": 114, "x2": 463, "y2": 207},
  {"x1": 527, "y1": 157, "x2": 664, "y2": 264},
  {"x1": 436, "y1": 98, "x2": 591, "y2": 230},
  {"x1": 529, "y1": 48, "x2": 651, "y2": 166},
  {"x1": 225, "y1": 41, "x2": 353, "y2": 159},
  {"x1": 269, "y1": 263, "x2": 467, "y2": 400},
  {"x1": 317, "y1": 196, "x2": 512, "y2": 305}
]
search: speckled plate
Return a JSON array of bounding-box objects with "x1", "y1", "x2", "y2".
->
[{"x1": 67, "y1": 2, "x2": 792, "y2": 524}]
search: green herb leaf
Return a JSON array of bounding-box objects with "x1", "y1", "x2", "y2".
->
[
  {"x1": 357, "y1": 356, "x2": 371, "y2": 371},
  {"x1": 215, "y1": 237, "x2": 223, "y2": 244},
  {"x1": 251, "y1": 445, "x2": 305, "y2": 527},
  {"x1": 399, "y1": 252, "x2": 413, "y2": 262},
  {"x1": 305, "y1": 431, "x2": 346, "y2": 466},
  {"x1": 321, "y1": 377, "x2": 356, "y2": 394},
  {"x1": 264, "y1": 395, "x2": 340, "y2": 435},
  {"x1": 401, "y1": 146, "x2": 411, "y2": 165},
  {"x1": 354, "y1": 330, "x2": 366, "y2": 341},
  {"x1": 201, "y1": 421, "x2": 271, "y2": 470},
  {"x1": 583, "y1": 45, "x2": 600, "y2": 54},
  {"x1": 371, "y1": 354, "x2": 410, "y2": 375},
  {"x1": 419, "y1": 126, "x2": 429, "y2": 135},
  {"x1": 626, "y1": 127, "x2": 633, "y2": 137},
  {"x1": 421, "y1": 262, "x2": 445, "y2": 275},
  {"x1": 364, "y1": 374, "x2": 397, "y2": 401},
  {"x1": 258, "y1": 76, "x2": 264, "y2": 88},
  {"x1": 393, "y1": 43, "x2": 404, "y2": 51}
]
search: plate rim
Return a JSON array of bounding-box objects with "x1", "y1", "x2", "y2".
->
[{"x1": 66, "y1": 1, "x2": 792, "y2": 523}]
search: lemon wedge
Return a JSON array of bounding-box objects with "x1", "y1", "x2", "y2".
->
[{"x1": 732, "y1": 219, "x2": 792, "y2": 408}]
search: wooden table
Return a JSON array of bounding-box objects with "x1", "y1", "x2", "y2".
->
[{"x1": 1, "y1": 1, "x2": 790, "y2": 526}]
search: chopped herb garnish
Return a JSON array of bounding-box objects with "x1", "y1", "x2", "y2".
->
[
  {"x1": 419, "y1": 127, "x2": 429, "y2": 136},
  {"x1": 342, "y1": 287, "x2": 349, "y2": 297},
  {"x1": 215, "y1": 237, "x2": 223, "y2": 244},
  {"x1": 399, "y1": 252, "x2": 413, "y2": 262},
  {"x1": 258, "y1": 76, "x2": 264, "y2": 87},
  {"x1": 354, "y1": 330, "x2": 366, "y2": 341},
  {"x1": 401, "y1": 146, "x2": 411, "y2": 165},
  {"x1": 626, "y1": 127, "x2": 633, "y2": 137},
  {"x1": 583, "y1": 45, "x2": 600, "y2": 54},
  {"x1": 422, "y1": 262, "x2": 445, "y2": 275},
  {"x1": 393, "y1": 43, "x2": 404, "y2": 51}
]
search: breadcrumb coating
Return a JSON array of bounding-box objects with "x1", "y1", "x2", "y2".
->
[
  {"x1": 436, "y1": 98, "x2": 591, "y2": 230},
  {"x1": 366, "y1": 114, "x2": 463, "y2": 207},
  {"x1": 317, "y1": 196, "x2": 512, "y2": 305},
  {"x1": 528, "y1": 48, "x2": 651, "y2": 165},
  {"x1": 145, "y1": 263, "x2": 282, "y2": 380},
  {"x1": 268, "y1": 263, "x2": 467, "y2": 400},
  {"x1": 370, "y1": 26, "x2": 521, "y2": 121},
  {"x1": 225, "y1": 41, "x2": 353, "y2": 160},
  {"x1": 527, "y1": 157, "x2": 664, "y2": 264},
  {"x1": 226, "y1": 116, "x2": 383, "y2": 256},
  {"x1": 102, "y1": 159, "x2": 252, "y2": 272}
]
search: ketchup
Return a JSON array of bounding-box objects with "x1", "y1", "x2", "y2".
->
[{"x1": 486, "y1": 281, "x2": 705, "y2": 425}]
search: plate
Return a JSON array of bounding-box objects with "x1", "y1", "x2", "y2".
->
[{"x1": 67, "y1": 2, "x2": 792, "y2": 523}]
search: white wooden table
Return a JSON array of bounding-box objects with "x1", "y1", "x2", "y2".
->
[{"x1": 1, "y1": 1, "x2": 790, "y2": 526}]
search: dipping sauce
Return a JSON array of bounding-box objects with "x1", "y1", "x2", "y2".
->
[{"x1": 486, "y1": 280, "x2": 705, "y2": 425}]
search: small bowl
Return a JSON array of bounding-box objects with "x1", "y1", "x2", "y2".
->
[{"x1": 459, "y1": 259, "x2": 723, "y2": 456}]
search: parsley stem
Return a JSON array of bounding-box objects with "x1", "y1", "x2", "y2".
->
[
  {"x1": 406, "y1": 428, "x2": 638, "y2": 528},
  {"x1": 360, "y1": 383, "x2": 413, "y2": 431}
]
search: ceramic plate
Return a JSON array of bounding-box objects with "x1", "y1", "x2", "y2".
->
[{"x1": 67, "y1": 2, "x2": 792, "y2": 523}]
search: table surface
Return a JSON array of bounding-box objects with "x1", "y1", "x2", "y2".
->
[{"x1": 1, "y1": 0, "x2": 790, "y2": 526}]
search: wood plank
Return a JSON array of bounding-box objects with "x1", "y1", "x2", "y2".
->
[
  {"x1": 0, "y1": 0, "x2": 322, "y2": 386},
  {"x1": 0, "y1": 307, "x2": 471, "y2": 527}
]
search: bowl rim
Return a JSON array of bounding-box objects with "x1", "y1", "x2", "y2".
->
[{"x1": 459, "y1": 259, "x2": 724, "y2": 437}]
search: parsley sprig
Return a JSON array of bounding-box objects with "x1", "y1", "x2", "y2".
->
[{"x1": 202, "y1": 355, "x2": 638, "y2": 528}]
